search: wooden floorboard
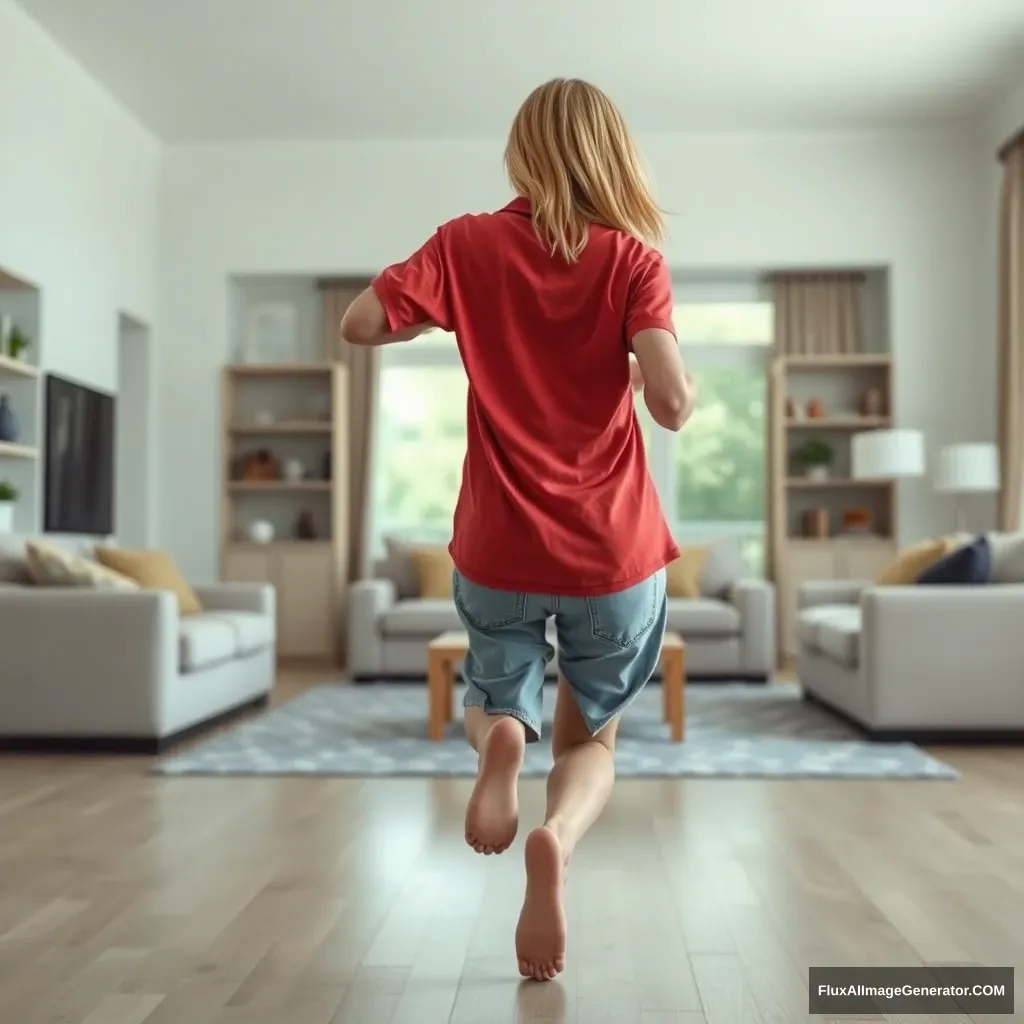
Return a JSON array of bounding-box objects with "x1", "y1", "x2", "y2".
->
[{"x1": 0, "y1": 671, "x2": 1021, "y2": 1022}]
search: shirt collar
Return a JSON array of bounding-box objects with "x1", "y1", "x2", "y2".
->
[{"x1": 501, "y1": 197, "x2": 532, "y2": 216}]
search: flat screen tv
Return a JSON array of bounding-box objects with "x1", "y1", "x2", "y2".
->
[{"x1": 43, "y1": 374, "x2": 116, "y2": 536}]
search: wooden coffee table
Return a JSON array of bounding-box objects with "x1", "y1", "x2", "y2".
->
[{"x1": 426, "y1": 630, "x2": 686, "y2": 741}]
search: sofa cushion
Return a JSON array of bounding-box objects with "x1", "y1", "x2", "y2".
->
[
  {"x1": 26, "y1": 540, "x2": 139, "y2": 591},
  {"x1": 798, "y1": 605, "x2": 861, "y2": 666},
  {"x1": 381, "y1": 599, "x2": 463, "y2": 636},
  {"x1": 96, "y1": 546, "x2": 203, "y2": 616},
  {"x1": 986, "y1": 531, "x2": 1024, "y2": 583},
  {"x1": 381, "y1": 537, "x2": 423, "y2": 599},
  {"x1": 699, "y1": 537, "x2": 751, "y2": 599},
  {"x1": 917, "y1": 535, "x2": 991, "y2": 585},
  {"x1": 209, "y1": 611, "x2": 274, "y2": 654},
  {"x1": 179, "y1": 615, "x2": 237, "y2": 672},
  {"x1": 666, "y1": 547, "x2": 707, "y2": 598},
  {"x1": 666, "y1": 598, "x2": 740, "y2": 637}
]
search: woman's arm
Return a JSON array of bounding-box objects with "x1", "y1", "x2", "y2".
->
[{"x1": 340, "y1": 287, "x2": 436, "y2": 347}]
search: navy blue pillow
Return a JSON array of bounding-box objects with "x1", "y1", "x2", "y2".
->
[{"x1": 916, "y1": 535, "x2": 991, "y2": 585}]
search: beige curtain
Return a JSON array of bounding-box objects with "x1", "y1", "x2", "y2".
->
[
  {"x1": 773, "y1": 274, "x2": 863, "y2": 355},
  {"x1": 321, "y1": 284, "x2": 379, "y2": 580},
  {"x1": 998, "y1": 145, "x2": 1024, "y2": 531}
]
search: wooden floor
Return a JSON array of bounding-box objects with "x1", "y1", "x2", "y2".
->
[{"x1": 1, "y1": 671, "x2": 1022, "y2": 1023}]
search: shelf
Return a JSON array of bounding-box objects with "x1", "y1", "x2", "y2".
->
[
  {"x1": 786, "y1": 417, "x2": 890, "y2": 430},
  {"x1": 226, "y1": 363, "x2": 333, "y2": 378},
  {"x1": 226, "y1": 540, "x2": 332, "y2": 551},
  {"x1": 229, "y1": 420, "x2": 332, "y2": 435},
  {"x1": 786, "y1": 477, "x2": 893, "y2": 489},
  {"x1": 0, "y1": 355, "x2": 39, "y2": 379},
  {"x1": 0, "y1": 441, "x2": 38, "y2": 459},
  {"x1": 783, "y1": 354, "x2": 891, "y2": 369},
  {"x1": 229, "y1": 480, "x2": 332, "y2": 492},
  {"x1": 787, "y1": 534, "x2": 893, "y2": 544}
]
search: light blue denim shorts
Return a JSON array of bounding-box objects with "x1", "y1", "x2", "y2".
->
[{"x1": 453, "y1": 568, "x2": 667, "y2": 742}]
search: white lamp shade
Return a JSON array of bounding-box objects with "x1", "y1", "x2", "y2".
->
[
  {"x1": 935, "y1": 443, "x2": 1000, "y2": 493},
  {"x1": 852, "y1": 429, "x2": 925, "y2": 480}
]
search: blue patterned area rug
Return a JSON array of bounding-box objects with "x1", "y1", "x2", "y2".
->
[{"x1": 154, "y1": 683, "x2": 957, "y2": 780}]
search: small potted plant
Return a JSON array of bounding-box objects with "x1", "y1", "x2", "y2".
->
[
  {"x1": 0, "y1": 479, "x2": 17, "y2": 533},
  {"x1": 7, "y1": 326, "x2": 29, "y2": 361},
  {"x1": 792, "y1": 439, "x2": 835, "y2": 481}
]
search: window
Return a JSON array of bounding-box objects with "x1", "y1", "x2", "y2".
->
[
  {"x1": 639, "y1": 301, "x2": 771, "y2": 574},
  {"x1": 372, "y1": 298, "x2": 772, "y2": 576},
  {"x1": 373, "y1": 331, "x2": 466, "y2": 545}
]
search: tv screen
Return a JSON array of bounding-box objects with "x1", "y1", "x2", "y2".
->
[{"x1": 43, "y1": 374, "x2": 115, "y2": 536}]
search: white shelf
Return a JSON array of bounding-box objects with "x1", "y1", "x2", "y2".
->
[
  {"x1": 786, "y1": 477, "x2": 893, "y2": 489},
  {"x1": 229, "y1": 480, "x2": 332, "y2": 493},
  {"x1": 785, "y1": 417, "x2": 890, "y2": 430},
  {"x1": 0, "y1": 355, "x2": 39, "y2": 379},
  {"x1": 229, "y1": 420, "x2": 332, "y2": 435},
  {"x1": 0, "y1": 441, "x2": 38, "y2": 460}
]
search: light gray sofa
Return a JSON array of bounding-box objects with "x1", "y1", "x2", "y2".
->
[
  {"x1": 348, "y1": 548, "x2": 776, "y2": 681},
  {"x1": 796, "y1": 579, "x2": 1024, "y2": 739},
  {"x1": 0, "y1": 536, "x2": 276, "y2": 751}
]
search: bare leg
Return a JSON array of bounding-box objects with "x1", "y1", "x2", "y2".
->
[
  {"x1": 516, "y1": 677, "x2": 617, "y2": 981},
  {"x1": 464, "y1": 706, "x2": 526, "y2": 855}
]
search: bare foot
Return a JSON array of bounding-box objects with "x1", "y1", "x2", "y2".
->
[
  {"x1": 515, "y1": 827, "x2": 567, "y2": 981},
  {"x1": 465, "y1": 717, "x2": 524, "y2": 855}
]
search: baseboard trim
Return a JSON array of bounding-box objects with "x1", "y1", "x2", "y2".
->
[
  {"x1": 0, "y1": 694, "x2": 271, "y2": 756},
  {"x1": 802, "y1": 689, "x2": 1024, "y2": 745}
]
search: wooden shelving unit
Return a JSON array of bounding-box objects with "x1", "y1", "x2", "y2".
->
[
  {"x1": 0, "y1": 268, "x2": 43, "y2": 533},
  {"x1": 769, "y1": 352, "x2": 898, "y2": 658},
  {"x1": 219, "y1": 361, "x2": 349, "y2": 664}
]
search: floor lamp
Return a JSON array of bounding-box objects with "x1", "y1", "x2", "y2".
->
[
  {"x1": 934, "y1": 443, "x2": 1000, "y2": 533},
  {"x1": 851, "y1": 428, "x2": 926, "y2": 538}
]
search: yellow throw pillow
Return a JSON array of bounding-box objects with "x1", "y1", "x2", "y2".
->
[
  {"x1": 877, "y1": 537, "x2": 960, "y2": 586},
  {"x1": 26, "y1": 540, "x2": 139, "y2": 591},
  {"x1": 665, "y1": 546, "x2": 708, "y2": 598},
  {"x1": 94, "y1": 547, "x2": 203, "y2": 615},
  {"x1": 409, "y1": 545, "x2": 454, "y2": 598}
]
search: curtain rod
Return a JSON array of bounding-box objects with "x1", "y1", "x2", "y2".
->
[{"x1": 998, "y1": 127, "x2": 1024, "y2": 163}]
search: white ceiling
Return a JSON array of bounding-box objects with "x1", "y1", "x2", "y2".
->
[{"x1": 18, "y1": 0, "x2": 1024, "y2": 141}]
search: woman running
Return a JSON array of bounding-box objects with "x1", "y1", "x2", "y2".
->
[{"x1": 340, "y1": 77, "x2": 696, "y2": 982}]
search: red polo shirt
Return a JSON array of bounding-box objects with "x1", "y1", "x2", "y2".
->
[{"x1": 372, "y1": 197, "x2": 679, "y2": 596}]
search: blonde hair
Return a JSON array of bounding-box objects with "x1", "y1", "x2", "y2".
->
[{"x1": 504, "y1": 78, "x2": 665, "y2": 263}]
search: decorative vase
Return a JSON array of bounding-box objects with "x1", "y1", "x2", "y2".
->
[
  {"x1": 0, "y1": 316, "x2": 11, "y2": 355},
  {"x1": 283, "y1": 458, "x2": 305, "y2": 482},
  {"x1": 248, "y1": 519, "x2": 274, "y2": 544},
  {"x1": 0, "y1": 501, "x2": 12, "y2": 533},
  {"x1": 806, "y1": 465, "x2": 830, "y2": 481},
  {"x1": 0, "y1": 394, "x2": 19, "y2": 442}
]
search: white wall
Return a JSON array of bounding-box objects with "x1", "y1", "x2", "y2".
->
[
  {"x1": 160, "y1": 131, "x2": 986, "y2": 580},
  {"x1": 0, "y1": 0, "x2": 159, "y2": 393}
]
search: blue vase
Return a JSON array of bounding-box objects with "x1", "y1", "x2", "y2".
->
[{"x1": 0, "y1": 394, "x2": 19, "y2": 443}]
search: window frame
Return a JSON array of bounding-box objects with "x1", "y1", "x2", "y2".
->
[{"x1": 371, "y1": 298, "x2": 773, "y2": 566}]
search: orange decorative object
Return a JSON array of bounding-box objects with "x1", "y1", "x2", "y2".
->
[
  {"x1": 242, "y1": 449, "x2": 279, "y2": 481},
  {"x1": 806, "y1": 398, "x2": 825, "y2": 419},
  {"x1": 843, "y1": 507, "x2": 872, "y2": 533}
]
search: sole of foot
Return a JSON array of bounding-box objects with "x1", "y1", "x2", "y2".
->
[
  {"x1": 515, "y1": 826, "x2": 567, "y2": 981},
  {"x1": 465, "y1": 717, "x2": 524, "y2": 855}
]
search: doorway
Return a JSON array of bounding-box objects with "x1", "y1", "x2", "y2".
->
[{"x1": 116, "y1": 312, "x2": 153, "y2": 546}]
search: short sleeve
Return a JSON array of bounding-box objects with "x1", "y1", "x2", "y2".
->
[
  {"x1": 625, "y1": 250, "x2": 676, "y2": 346},
  {"x1": 371, "y1": 229, "x2": 453, "y2": 333}
]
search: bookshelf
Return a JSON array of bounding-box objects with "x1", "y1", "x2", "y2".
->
[
  {"x1": 769, "y1": 353, "x2": 898, "y2": 658},
  {"x1": 0, "y1": 268, "x2": 42, "y2": 534}
]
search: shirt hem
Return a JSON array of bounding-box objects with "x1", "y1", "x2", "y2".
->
[{"x1": 450, "y1": 543, "x2": 681, "y2": 597}]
